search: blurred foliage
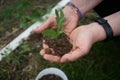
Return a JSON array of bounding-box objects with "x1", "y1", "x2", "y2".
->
[{"x1": 0, "y1": 0, "x2": 58, "y2": 37}]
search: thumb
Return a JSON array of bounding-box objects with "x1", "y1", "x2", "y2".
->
[
  {"x1": 60, "y1": 48, "x2": 87, "y2": 63},
  {"x1": 32, "y1": 17, "x2": 54, "y2": 34}
]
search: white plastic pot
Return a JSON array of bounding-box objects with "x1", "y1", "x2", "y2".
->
[{"x1": 35, "y1": 67, "x2": 68, "y2": 80}]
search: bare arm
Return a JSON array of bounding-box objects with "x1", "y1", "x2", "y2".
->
[
  {"x1": 71, "y1": 0, "x2": 102, "y2": 15},
  {"x1": 105, "y1": 11, "x2": 120, "y2": 36},
  {"x1": 89, "y1": 11, "x2": 120, "y2": 43}
]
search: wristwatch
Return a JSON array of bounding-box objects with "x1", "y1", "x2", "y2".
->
[{"x1": 95, "y1": 17, "x2": 113, "y2": 39}]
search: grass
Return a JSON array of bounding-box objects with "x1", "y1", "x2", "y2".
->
[
  {"x1": 1, "y1": 37, "x2": 120, "y2": 80},
  {"x1": 0, "y1": 0, "x2": 58, "y2": 37},
  {"x1": 0, "y1": 0, "x2": 120, "y2": 80}
]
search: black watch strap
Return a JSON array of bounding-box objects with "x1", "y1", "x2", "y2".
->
[{"x1": 95, "y1": 17, "x2": 113, "y2": 40}]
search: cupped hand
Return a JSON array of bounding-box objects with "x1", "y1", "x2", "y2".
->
[
  {"x1": 33, "y1": 6, "x2": 79, "y2": 36},
  {"x1": 60, "y1": 25, "x2": 95, "y2": 62},
  {"x1": 40, "y1": 24, "x2": 98, "y2": 62},
  {"x1": 40, "y1": 43, "x2": 61, "y2": 62}
]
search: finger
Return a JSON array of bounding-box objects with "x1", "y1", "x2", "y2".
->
[
  {"x1": 64, "y1": 19, "x2": 77, "y2": 36},
  {"x1": 43, "y1": 54, "x2": 61, "y2": 62},
  {"x1": 43, "y1": 43, "x2": 49, "y2": 49},
  {"x1": 50, "y1": 48, "x2": 55, "y2": 55},
  {"x1": 40, "y1": 47, "x2": 55, "y2": 56},
  {"x1": 60, "y1": 48, "x2": 87, "y2": 62},
  {"x1": 33, "y1": 16, "x2": 55, "y2": 34},
  {"x1": 71, "y1": 44, "x2": 77, "y2": 51},
  {"x1": 63, "y1": 20, "x2": 69, "y2": 27},
  {"x1": 52, "y1": 25, "x2": 57, "y2": 29},
  {"x1": 40, "y1": 49, "x2": 45, "y2": 56}
]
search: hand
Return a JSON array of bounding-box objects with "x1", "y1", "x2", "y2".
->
[
  {"x1": 40, "y1": 23, "x2": 101, "y2": 62},
  {"x1": 60, "y1": 25, "x2": 95, "y2": 62},
  {"x1": 60, "y1": 22, "x2": 106, "y2": 62},
  {"x1": 33, "y1": 6, "x2": 79, "y2": 36}
]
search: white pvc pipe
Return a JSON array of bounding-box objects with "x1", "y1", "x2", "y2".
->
[{"x1": 0, "y1": 0, "x2": 70, "y2": 61}]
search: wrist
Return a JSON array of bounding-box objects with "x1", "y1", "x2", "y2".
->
[
  {"x1": 66, "y1": 2, "x2": 83, "y2": 19},
  {"x1": 87, "y1": 22, "x2": 106, "y2": 43},
  {"x1": 95, "y1": 17, "x2": 113, "y2": 40},
  {"x1": 63, "y1": 5, "x2": 79, "y2": 20}
]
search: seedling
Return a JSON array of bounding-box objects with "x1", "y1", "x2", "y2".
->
[{"x1": 42, "y1": 9, "x2": 65, "y2": 39}]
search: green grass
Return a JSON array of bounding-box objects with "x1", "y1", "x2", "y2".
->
[{"x1": 0, "y1": 0, "x2": 59, "y2": 37}]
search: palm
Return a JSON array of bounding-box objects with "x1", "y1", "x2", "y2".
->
[{"x1": 60, "y1": 26, "x2": 93, "y2": 62}]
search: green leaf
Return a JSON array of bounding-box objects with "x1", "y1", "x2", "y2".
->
[
  {"x1": 55, "y1": 9, "x2": 65, "y2": 33},
  {"x1": 58, "y1": 30, "x2": 64, "y2": 35},
  {"x1": 55, "y1": 9, "x2": 59, "y2": 19},
  {"x1": 42, "y1": 9, "x2": 65, "y2": 39},
  {"x1": 42, "y1": 28, "x2": 58, "y2": 39},
  {"x1": 60, "y1": 9, "x2": 64, "y2": 18}
]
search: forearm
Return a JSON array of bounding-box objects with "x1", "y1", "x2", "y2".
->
[
  {"x1": 71, "y1": 0, "x2": 102, "y2": 15},
  {"x1": 89, "y1": 11, "x2": 120, "y2": 42},
  {"x1": 104, "y1": 11, "x2": 120, "y2": 36}
]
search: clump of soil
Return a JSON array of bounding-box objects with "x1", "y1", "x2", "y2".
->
[
  {"x1": 43, "y1": 33, "x2": 72, "y2": 57},
  {"x1": 39, "y1": 74, "x2": 63, "y2": 80}
]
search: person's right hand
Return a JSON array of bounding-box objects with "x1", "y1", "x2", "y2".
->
[{"x1": 33, "y1": 6, "x2": 79, "y2": 36}]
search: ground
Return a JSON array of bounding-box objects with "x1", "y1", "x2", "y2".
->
[{"x1": 0, "y1": 0, "x2": 120, "y2": 80}]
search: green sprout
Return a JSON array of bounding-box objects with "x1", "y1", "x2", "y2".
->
[{"x1": 42, "y1": 9, "x2": 65, "y2": 39}]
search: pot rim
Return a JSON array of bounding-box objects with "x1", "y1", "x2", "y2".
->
[{"x1": 35, "y1": 67, "x2": 68, "y2": 80}]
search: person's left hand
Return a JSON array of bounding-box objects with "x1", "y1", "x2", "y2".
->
[{"x1": 33, "y1": 6, "x2": 79, "y2": 36}]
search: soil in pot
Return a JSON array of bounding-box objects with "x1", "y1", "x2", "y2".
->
[
  {"x1": 43, "y1": 33, "x2": 72, "y2": 57},
  {"x1": 39, "y1": 74, "x2": 63, "y2": 80}
]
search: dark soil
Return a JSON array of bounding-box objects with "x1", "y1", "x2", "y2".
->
[
  {"x1": 39, "y1": 74, "x2": 63, "y2": 80},
  {"x1": 26, "y1": 33, "x2": 43, "y2": 50},
  {"x1": 43, "y1": 34, "x2": 72, "y2": 57}
]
